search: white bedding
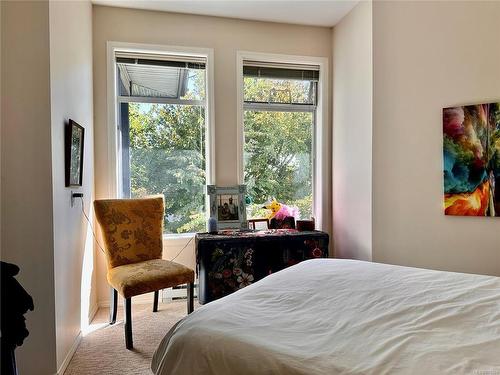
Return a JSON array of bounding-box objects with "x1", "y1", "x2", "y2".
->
[{"x1": 152, "y1": 259, "x2": 500, "y2": 375}]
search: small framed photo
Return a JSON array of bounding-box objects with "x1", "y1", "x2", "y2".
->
[
  {"x1": 207, "y1": 185, "x2": 247, "y2": 230},
  {"x1": 65, "y1": 119, "x2": 84, "y2": 187}
]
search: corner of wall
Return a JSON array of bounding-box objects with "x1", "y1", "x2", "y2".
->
[
  {"x1": 49, "y1": 0, "x2": 95, "y2": 369},
  {"x1": 331, "y1": 1, "x2": 373, "y2": 262},
  {"x1": 1, "y1": 1, "x2": 58, "y2": 373},
  {"x1": 371, "y1": 1, "x2": 500, "y2": 276}
]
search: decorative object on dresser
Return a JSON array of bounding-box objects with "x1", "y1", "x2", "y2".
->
[
  {"x1": 262, "y1": 198, "x2": 299, "y2": 220},
  {"x1": 248, "y1": 218, "x2": 269, "y2": 230},
  {"x1": 296, "y1": 218, "x2": 315, "y2": 231},
  {"x1": 269, "y1": 216, "x2": 296, "y2": 229},
  {"x1": 207, "y1": 216, "x2": 218, "y2": 233},
  {"x1": 93, "y1": 195, "x2": 195, "y2": 350},
  {"x1": 195, "y1": 229, "x2": 329, "y2": 304},
  {"x1": 207, "y1": 185, "x2": 248, "y2": 229}
]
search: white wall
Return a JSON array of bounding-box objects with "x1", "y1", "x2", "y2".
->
[
  {"x1": 2, "y1": 1, "x2": 95, "y2": 373},
  {"x1": 49, "y1": 0, "x2": 95, "y2": 372},
  {"x1": 372, "y1": 1, "x2": 500, "y2": 276},
  {"x1": 0, "y1": 0, "x2": 2, "y2": 262},
  {"x1": 92, "y1": 6, "x2": 333, "y2": 304},
  {"x1": 0, "y1": 0, "x2": 2, "y2": 258},
  {"x1": 332, "y1": 2, "x2": 372, "y2": 260},
  {"x1": 1, "y1": 1, "x2": 58, "y2": 373}
]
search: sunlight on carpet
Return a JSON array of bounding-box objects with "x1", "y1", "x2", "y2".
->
[{"x1": 65, "y1": 301, "x2": 194, "y2": 374}]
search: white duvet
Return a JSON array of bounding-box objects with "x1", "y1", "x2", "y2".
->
[{"x1": 152, "y1": 259, "x2": 500, "y2": 375}]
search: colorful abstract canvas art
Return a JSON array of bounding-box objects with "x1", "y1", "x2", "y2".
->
[{"x1": 443, "y1": 103, "x2": 500, "y2": 216}]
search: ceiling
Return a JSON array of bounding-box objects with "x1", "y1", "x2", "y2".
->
[{"x1": 92, "y1": 0, "x2": 360, "y2": 27}]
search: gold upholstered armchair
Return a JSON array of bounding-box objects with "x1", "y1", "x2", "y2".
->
[{"x1": 94, "y1": 195, "x2": 194, "y2": 350}]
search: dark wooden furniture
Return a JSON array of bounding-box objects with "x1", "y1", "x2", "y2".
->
[{"x1": 196, "y1": 229, "x2": 329, "y2": 304}]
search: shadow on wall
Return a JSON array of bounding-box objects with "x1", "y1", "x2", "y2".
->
[{"x1": 80, "y1": 204, "x2": 96, "y2": 334}]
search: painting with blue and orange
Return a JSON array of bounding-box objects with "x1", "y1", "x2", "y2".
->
[{"x1": 443, "y1": 103, "x2": 500, "y2": 216}]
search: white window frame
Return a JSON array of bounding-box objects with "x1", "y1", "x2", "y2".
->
[
  {"x1": 106, "y1": 41, "x2": 215, "y2": 237},
  {"x1": 236, "y1": 51, "x2": 328, "y2": 231}
]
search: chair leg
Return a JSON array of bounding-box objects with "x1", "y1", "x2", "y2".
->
[
  {"x1": 109, "y1": 288, "x2": 118, "y2": 325},
  {"x1": 124, "y1": 298, "x2": 133, "y2": 350},
  {"x1": 153, "y1": 290, "x2": 159, "y2": 312},
  {"x1": 187, "y1": 282, "x2": 194, "y2": 314}
]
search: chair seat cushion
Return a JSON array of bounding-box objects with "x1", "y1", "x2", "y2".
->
[{"x1": 108, "y1": 259, "x2": 194, "y2": 299}]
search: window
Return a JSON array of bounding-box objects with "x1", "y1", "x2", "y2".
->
[
  {"x1": 116, "y1": 52, "x2": 208, "y2": 234},
  {"x1": 242, "y1": 61, "x2": 319, "y2": 220}
]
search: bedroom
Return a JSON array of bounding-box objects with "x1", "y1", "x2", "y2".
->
[{"x1": 1, "y1": 0, "x2": 499, "y2": 374}]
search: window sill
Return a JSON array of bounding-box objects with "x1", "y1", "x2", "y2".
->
[{"x1": 163, "y1": 233, "x2": 196, "y2": 241}]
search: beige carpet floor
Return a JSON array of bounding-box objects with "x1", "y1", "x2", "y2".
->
[{"x1": 65, "y1": 301, "x2": 195, "y2": 374}]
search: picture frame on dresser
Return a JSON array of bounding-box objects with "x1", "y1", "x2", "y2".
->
[{"x1": 207, "y1": 185, "x2": 248, "y2": 229}]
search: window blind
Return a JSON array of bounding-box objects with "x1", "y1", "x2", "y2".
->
[
  {"x1": 243, "y1": 60, "x2": 319, "y2": 81},
  {"x1": 115, "y1": 51, "x2": 206, "y2": 99},
  {"x1": 116, "y1": 52, "x2": 206, "y2": 69}
]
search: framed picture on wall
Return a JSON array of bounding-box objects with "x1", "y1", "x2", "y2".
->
[
  {"x1": 65, "y1": 119, "x2": 85, "y2": 187},
  {"x1": 207, "y1": 185, "x2": 248, "y2": 229},
  {"x1": 443, "y1": 103, "x2": 500, "y2": 216}
]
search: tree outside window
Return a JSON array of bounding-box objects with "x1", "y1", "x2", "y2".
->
[{"x1": 243, "y1": 74, "x2": 316, "y2": 220}]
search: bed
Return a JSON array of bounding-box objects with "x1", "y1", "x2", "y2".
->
[{"x1": 151, "y1": 259, "x2": 500, "y2": 375}]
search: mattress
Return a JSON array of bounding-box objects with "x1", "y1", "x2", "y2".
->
[{"x1": 152, "y1": 259, "x2": 500, "y2": 375}]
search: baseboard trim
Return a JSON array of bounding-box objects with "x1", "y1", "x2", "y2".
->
[
  {"x1": 98, "y1": 287, "x2": 199, "y2": 308},
  {"x1": 99, "y1": 293, "x2": 153, "y2": 308},
  {"x1": 88, "y1": 302, "x2": 99, "y2": 323},
  {"x1": 58, "y1": 331, "x2": 82, "y2": 375}
]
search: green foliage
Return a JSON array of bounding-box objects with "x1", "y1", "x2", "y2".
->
[
  {"x1": 127, "y1": 75, "x2": 314, "y2": 233},
  {"x1": 246, "y1": 204, "x2": 268, "y2": 219},
  {"x1": 244, "y1": 77, "x2": 314, "y2": 104},
  {"x1": 247, "y1": 195, "x2": 312, "y2": 220},
  {"x1": 293, "y1": 195, "x2": 313, "y2": 219},
  {"x1": 177, "y1": 212, "x2": 206, "y2": 233},
  {"x1": 129, "y1": 102, "x2": 206, "y2": 234},
  {"x1": 244, "y1": 77, "x2": 313, "y2": 218}
]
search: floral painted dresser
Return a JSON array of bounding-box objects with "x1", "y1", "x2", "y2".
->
[{"x1": 195, "y1": 229, "x2": 329, "y2": 304}]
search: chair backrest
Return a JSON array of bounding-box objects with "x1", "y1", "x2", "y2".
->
[{"x1": 94, "y1": 195, "x2": 164, "y2": 269}]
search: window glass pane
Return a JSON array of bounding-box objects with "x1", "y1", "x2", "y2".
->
[
  {"x1": 184, "y1": 68, "x2": 206, "y2": 101},
  {"x1": 243, "y1": 77, "x2": 315, "y2": 105},
  {"x1": 127, "y1": 103, "x2": 206, "y2": 234},
  {"x1": 244, "y1": 110, "x2": 313, "y2": 220},
  {"x1": 117, "y1": 63, "x2": 205, "y2": 101}
]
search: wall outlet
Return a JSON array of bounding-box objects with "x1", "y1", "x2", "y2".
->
[{"x1": 71, "y1": 191, "x2": 83, "y2": 207}]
